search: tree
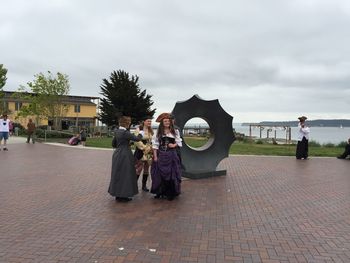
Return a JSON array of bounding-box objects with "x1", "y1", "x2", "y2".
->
[
  {"x1": 0, "y1": 64, "x2": 8, "y2": 112},
  {"x1": 99, "y1": 70, "x2": 156, "y2": 126},
  {"x1": 0, "y1": 64, "x2": 7, "y2": 90},
  {"x1": 16, "y1": 71, "x2": 70, "y2": 129}
]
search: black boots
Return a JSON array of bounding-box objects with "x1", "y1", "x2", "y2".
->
[
  {"x1": 137, "y1": 173, "x2": 149, "y2": 192},
  {"x1": 142, "y1": 173, "x2": 149, "y2": 192}
]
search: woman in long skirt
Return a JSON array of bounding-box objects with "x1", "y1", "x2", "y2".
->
[
  {"x1": 108, "y1": 116, "x2": 142, "y2": 202},
  {"x1": 151, "y1": 113, "x2": 182, "y2": 201}
]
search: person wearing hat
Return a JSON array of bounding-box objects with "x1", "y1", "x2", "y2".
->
[
  {"x1": 108, "y1": 116, "x2": 142, "y2": 202},
  {"x1": 0, "y1": 113, "x2": 10, "y2": 151},
  {"x1": 134, "y1": 116, "x2": 154, "y2": 192},
  {"x1": 151, "y1": 112, "x2": 182, "y2": 200},
  {"x1": 296, "y1": 116, "x2": 310, "y2": 160}
]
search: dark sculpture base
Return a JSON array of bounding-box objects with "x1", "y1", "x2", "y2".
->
[{"x1": 182, "y1": 170, "x2": 227, "y2": 179}]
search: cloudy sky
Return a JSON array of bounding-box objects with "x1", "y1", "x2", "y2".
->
[{"x1": 1, "y1": 0, "x2": 350, "y2": 123}]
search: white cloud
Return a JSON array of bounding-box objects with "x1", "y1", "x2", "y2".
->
[{"x1": 1, "y1": 0, "x2": 350, "y2": 122}]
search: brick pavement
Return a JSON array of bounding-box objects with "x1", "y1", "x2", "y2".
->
[{"x1": 0, "y1": 142, "x2": 349, "y2": 263}]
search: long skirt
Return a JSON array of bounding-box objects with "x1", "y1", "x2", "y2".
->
[
  {"x1": 151, "y1": 149, "x2": 181, "y2": 198},
  {"x1": 296, "y1": 137, "x2": 309, "y2": 159}
]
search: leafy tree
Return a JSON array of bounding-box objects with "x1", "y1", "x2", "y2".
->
[
  {"x1": 0, "y1": 64, "x2": 8, "y2": 112},
  {"x1": 99, "y1": 70, "x2": 156, "y2": 126},
  {"x1": 16, "y1": 71, "x2": 70, "y2": 129}
]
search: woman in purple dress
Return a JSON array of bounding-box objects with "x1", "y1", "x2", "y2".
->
[{"x1": 151, "y1": 113, "x2": 182, "y2": 200}]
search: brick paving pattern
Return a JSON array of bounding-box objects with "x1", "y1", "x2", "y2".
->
[{"x1": 0, "y1": 142, "x2": 349, "y2": 262}]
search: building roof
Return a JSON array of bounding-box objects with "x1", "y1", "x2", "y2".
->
[{"x1": 2, "y1": 91, "x2": 99, "y2": 105}]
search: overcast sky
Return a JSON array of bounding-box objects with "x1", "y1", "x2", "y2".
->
[{"x1": 1, "y1": 0, "x2": 350, "y2": 123}]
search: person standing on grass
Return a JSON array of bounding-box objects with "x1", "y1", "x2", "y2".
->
[
  {"x1": 79, "y1": 126, "x2": 87, "y2": 146},
  {"x1": 0, "y1": 113, "x2": 10, "y2": 151},
  {"x1": 26, "y1": 119, "x2": 36, "y2": 144},
  {"x1": 296, "y1": 116, "x2": 310, "y2": 160},
  {"x1": 337, "y1": 138, "x2": 350, "y2": 159}
]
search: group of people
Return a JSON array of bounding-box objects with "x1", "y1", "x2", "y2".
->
[
  {"x1": 108, "y1": 113, "x2": 182, "y2": 202},
  {"x1": 296, "y1": 115, "x2": 350, "y2": 160},
  {"x1": 0, "y1": 114, "x2": 36, "y2": 150}
]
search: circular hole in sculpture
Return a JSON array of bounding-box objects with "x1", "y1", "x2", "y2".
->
[{"x1": 183, "y1": 118, "x2": 213, "y2": 150}]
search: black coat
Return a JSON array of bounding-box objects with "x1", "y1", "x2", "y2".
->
[{"x1": 108, "y1": 129, "x2": 141, "y2": 198}]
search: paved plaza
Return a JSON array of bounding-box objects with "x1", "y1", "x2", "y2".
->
[{"x1": 0, "y1": 140, "x2": 349, "y2": 263}]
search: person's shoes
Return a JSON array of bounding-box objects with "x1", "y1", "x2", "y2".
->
[
  {"x1": 3, "y1": 148, "x2": 8, "y2": 151},
  {"x1": 142, "y1": 186, "x2": 149, "y2": 192},
  {"x1": 337, "y1": 156, "x2": 345, "y2": 159},
  {"x1": 116, "y1": 197, "x2": 132, "y2": 202},
  {"x1": 154, "y1": 194, "x2": 161, "y2": 199},
  {"x1": 167, "y1": 196, "x2": 175, "y2": 201},
  {"x1": 26, "y1": 141, "x2": 29, "y2": 143}
]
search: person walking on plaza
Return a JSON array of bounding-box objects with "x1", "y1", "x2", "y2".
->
[
  {"x1": 26, "y1": 119, "x2": 36, "y2": 144},
  {"x1": 134, "y1": 116, "x2": 154, "y2": 192},
  {"x1": 0, "y1": 113, "x2": 10, "y2": 151},
  {"x1": 108, "y1": 116, "x2": 142, "y2": 202},
  {"x1": 337, "y1": 138, "x2": 350, "y2": 159},
  {"x1": 9, "y1": 121, "x2": 14, "y2": 136},
  {"x1": 296, "y1": 116, "x2": 310, "y2": 160},
  {"x1": 151, "y1": 113, "x2": 182, "y2": 201}
]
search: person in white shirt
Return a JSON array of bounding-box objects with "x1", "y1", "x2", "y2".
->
[
  {"x1": 296, "y1": 116, "x2": 310, "y2": 160},
  {"x1": 151, "y1": 112, "x2": 182, "y2": 200},
  {"x1": 0, "y1": 113, "x2": 10, "y2": 151}
]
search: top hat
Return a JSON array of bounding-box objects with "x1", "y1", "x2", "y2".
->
[{"x1": 298, "y1": 116, "x2": 307, "y2": 122}]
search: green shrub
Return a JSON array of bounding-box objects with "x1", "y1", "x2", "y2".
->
[
  {"x1": 309, "y1": 140, "x2": 321, "y2": 147},
  {"x1": 35, "y1": 129, "x2": 73, "y2": 139},
  {"x1": 256, "y1": 139, "x2": 264, "y2": 144},
  {"x1": 337, "y1": 141, "x2": 348, "y2": 148},
  {"x1": 323, "y1": 142, "x2": 335, "y2": 147},
  {"x1": 13, "y1": 122, "x2": 26, "y2": 135}
]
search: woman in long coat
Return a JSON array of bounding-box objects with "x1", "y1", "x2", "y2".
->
[{"x1": 108, "y1": 116, "x2": 142, "y2": 202}]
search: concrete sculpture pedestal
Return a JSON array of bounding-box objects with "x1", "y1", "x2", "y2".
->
[{"x1": 172, "y1": 95, "x2": 236, "y2": 179}]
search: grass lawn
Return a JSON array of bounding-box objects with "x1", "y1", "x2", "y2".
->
[{"x1": 85, "y1": 136, "x2": 344, "y2": 157}]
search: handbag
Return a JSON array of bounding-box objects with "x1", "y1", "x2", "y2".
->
[{"x1": 134, "y1": 148, "x2": 144, "y2": 160}]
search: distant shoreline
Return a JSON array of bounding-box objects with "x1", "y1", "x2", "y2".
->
[{"x1": 241, "y1": 119, "x2": 350, "y2": 127}]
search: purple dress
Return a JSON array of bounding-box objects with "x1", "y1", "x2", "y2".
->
[{"x1": 151, "y1": 136, "x2": 182, "y2": 199}]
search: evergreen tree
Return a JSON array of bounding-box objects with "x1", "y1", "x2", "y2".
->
[
  {"x1": 0, "y1": 64, "x2": 7, "y2": 90},
  {"x1": 99, "y1": 70, "x2": 156, "y2": 126}
]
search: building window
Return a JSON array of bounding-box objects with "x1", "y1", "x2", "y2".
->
[
  {"x1": 3, "y1": 102, "x2": 9, "y2": 111},
  {"x1": 74, "y1": 104, "x2": 81, "y2": 113},
  {"x1": 15, "y1": 102, "x2": 22, "y2": 111}
]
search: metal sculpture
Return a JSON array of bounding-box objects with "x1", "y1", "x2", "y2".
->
[{"x1": 172, "y1": 95, "x2": 235, "y2": 179}]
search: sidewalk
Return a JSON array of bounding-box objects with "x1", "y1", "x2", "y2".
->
[
  {"x1": 1, "y1": 142, "x2": 350, "y2": 262},
  {"x1": 6, "y1": 135, "x2": 27, "y2": 144}
]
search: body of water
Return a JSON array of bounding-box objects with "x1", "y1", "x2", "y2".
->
[{"x1": 233, "y1": 125, "x2": 349, "y2": 144}]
